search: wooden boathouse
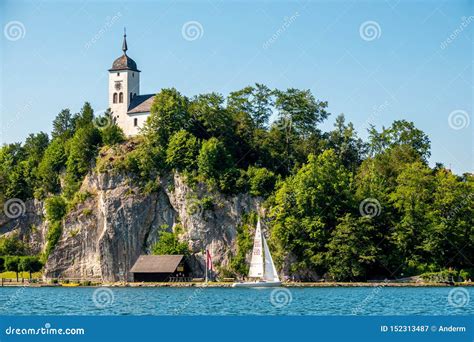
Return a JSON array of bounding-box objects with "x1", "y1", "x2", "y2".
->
[{"x1": 130, "y1": 255, "x2": 191, "y2": 282}]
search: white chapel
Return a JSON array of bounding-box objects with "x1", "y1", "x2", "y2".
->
[{"x1": 108, "y1": 31, "x2": 154, "y2": 136}]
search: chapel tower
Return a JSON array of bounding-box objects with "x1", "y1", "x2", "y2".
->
[{"x1": 108, "y1": 29, "x2": 141, "y2": 135}]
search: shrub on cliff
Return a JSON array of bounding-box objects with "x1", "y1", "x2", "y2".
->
[
  {"x1": 45, "y1": 195, "x2": 67, "y2": 222},
  {"x1": 100, "y1": 110, "x2": 125, "y2": 146},
  {"x1": 246, "y1": 166, "x2": 276, "y2": 197},
  {"x1": 152, "y1": 229, "x2": 190, "y2": 256},
  {"x1": 44, "y1": 221, "x2": 62, "y2": 258},
  {"x1": 63, "y1": 117, "x2": 102, "y2": 199}
]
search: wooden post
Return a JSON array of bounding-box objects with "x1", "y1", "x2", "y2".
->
[{"x1": 205, "y1": 248, "x2": 208, "y2": 283}]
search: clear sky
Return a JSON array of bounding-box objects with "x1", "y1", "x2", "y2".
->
[{"x1": 1, "y1": 0, "x2": 472, "y2": 174}]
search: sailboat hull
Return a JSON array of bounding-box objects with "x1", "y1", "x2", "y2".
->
[{"x1": 231, "y1": 281, "x2": 282, "y2": 288}]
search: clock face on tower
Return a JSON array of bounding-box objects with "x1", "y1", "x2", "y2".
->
[{"x1": 115, "y1": 81, "x2": 122, "y2": 91}]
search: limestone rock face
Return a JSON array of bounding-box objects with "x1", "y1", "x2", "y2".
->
[
  {"x1": 0, "y1": 199, "x2": 47, "y2": 254},
  {"x1": 33, "y1": 172, "x2": 258, "y2": 281}
]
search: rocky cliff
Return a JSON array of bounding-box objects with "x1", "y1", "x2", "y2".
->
[{"x1": 0, "y1": 171, "x2": 259, "y2": 282}]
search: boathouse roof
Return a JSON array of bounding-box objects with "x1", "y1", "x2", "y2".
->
[{"x1": 130, "y1": 255, "x2": 184, "y2": 273}]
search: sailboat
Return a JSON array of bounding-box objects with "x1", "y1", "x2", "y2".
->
[{"x1": 232, "y1": 218, "x2": 281, "y2": 287}]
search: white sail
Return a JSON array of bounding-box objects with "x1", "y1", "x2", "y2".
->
[
  {"x1": 248, "y1": 218, "x2": 264, "y2": 278},
  {"x1": 263, "y1": 235, "x2": 280, "y2": 282}
]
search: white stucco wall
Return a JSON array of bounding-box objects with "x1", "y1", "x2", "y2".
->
[{"x1": 126, "y1": 112, "x2": 150, "y2": 136}]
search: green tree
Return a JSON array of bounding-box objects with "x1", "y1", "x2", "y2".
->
[
  {"x1": 72, "y1": 102, "x2": 94, "y2": 130},
  {"x1": 19, "y1": 256, "x2": 43, "y2": 279},
  {"x1": 0, "y1": 235, "x2": 28, "y2": 256},
  {"x1": 189, "y1": 93, "x2": 233, "y2": 139},
  {"x1": 152, "y1": 230, "x2": 190, "y2": 256},
  {"x1": 326, "y1": 214, "x2": 380, "y2": 281},
  {"x1": 271, "y1": 150, "x2": 353, "y2": 278},
  {"x1": 37, "y1": 138, "x2": 67, "y2": 195},
  {"x1": 0, "y1": 143, "x2": 31, "y2": 200},
  {"x1": 23, "y1": 132, "x2": 49, "y2": 162},
  {"x1": 274, "y1": 88, "x2": 329, "y2": 136},
  {"x1": 197, "y1": 137, "x2": 233, "y2": 180},
  {"x1": 246, "y1": 166, "x2": 276, "y2": 197},
  {"x1": 390, "y1": 162, "x2": 434, "y2": 274},
  {"x1": 52, "y1": 109, "x2": 74, "y2": 139},
  {"x1": 99, "y1": 109, "x2": 126, "y2": 145},
  {"x1": 368, "y1": 120, "x2": 431, "y2": 160},
  {"x1": 228, "y1": 83, "x2": 273, "y2": 129},
  {"x1": 5, "y1": 256, "x2": 20, "y2": 281},
  {"x1": 64, "y1": 126, "x2": 102, "y2": 198},
  {"x1": 427, "y1": 169, "x2": 474, "y2": 269},
  {"x1": 166, "y1": 130, "x2": 200, "y2": 172},
  {"x1": 142, "y1": 88, "x2": 189, "y2": 147},
  {"x1": 326, "y1": 114, "x2": 366, "y2": 169}
]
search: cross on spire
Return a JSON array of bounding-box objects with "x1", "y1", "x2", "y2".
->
[{"x1": 122, "y1": 27, "x2": 128, "y2": 54}]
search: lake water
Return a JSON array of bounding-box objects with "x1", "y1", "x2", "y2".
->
[{"x1": 0, "y1": 286, "x2": 472, "y2": 316}]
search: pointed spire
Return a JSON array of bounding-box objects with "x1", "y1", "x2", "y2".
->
[{"x1": 122, "y1": 27, "x2": 128, "y2": 54}]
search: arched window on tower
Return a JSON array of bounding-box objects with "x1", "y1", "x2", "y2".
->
[
  {"x1": 130, "y1": 92, "x2": 133, "y2": 102},
  {"x1": 113, "y1": 93, "x2": 118, "y2": 104},
  {"x1": 119, "y1": 92, "x2": 123, "y2": 103}
]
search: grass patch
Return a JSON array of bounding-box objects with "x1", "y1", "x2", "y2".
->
[{"x1": 0, "y1": 271, "x2": 42, "y2": 279}]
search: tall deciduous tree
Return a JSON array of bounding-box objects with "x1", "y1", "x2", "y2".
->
[
  {"x1": 143, "y1": 88, "x2": 189, "y2": 148},
  {"x1": 197, "y1": 137, "x2": 233, "y2": 181},
  {"x1": 52, "y1": 109, "x2": 74, "y2": 139},
  {"x1": 326, "y1": 214, "x2": 379, "y2": 281},
  {"x1": 271, "y1": 150, "x2": 353, "y2": 277},
  {"x1": 368, "y1": 120, "x2": 431, "y2": 160},
  {"x1": 274, "y1": 88, "x2": 329, "y2": 137},
  {"x1": 166, "y1": 130, "x2": 200, "y2": 172}
]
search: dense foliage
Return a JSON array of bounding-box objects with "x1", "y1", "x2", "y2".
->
[
  {"x1": 152, "y1": 226, "x2": 190, "y2": 256},
  {"x1": 0, "y1": 86, "x2": 472, "y2": 281},
  {"x1": 0, "y1": 255, "x2": 43, "y2": 280}
]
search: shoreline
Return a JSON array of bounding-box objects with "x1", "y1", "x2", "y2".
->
[{"x1": 2, "y1": 281, "x2": 473, "y2": 288}]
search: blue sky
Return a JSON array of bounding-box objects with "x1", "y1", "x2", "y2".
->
[{"x1": 1, "y1": 0, "x2": 472, "y2": 174}]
